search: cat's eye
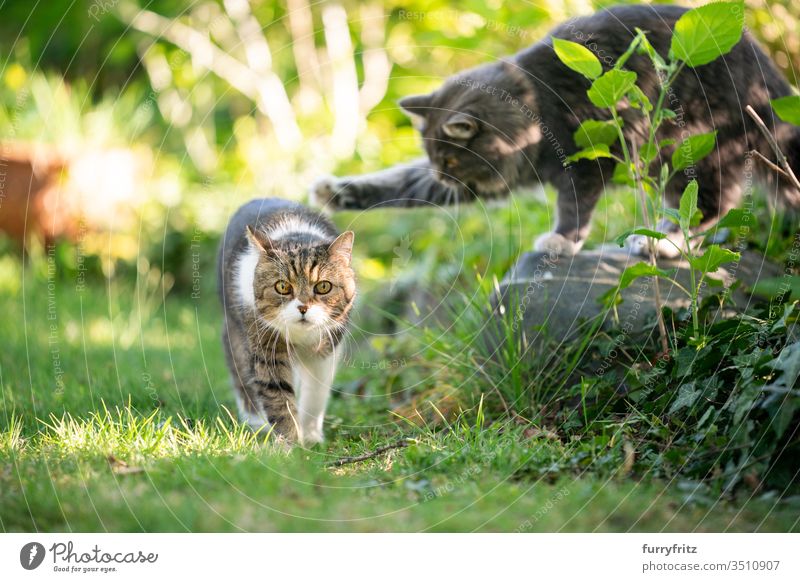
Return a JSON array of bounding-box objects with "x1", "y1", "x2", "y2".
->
[
  {"x1": 274, "y1": 280, "x2": 293, "y2": 295},
  {"x1": 314, "y1": 280, "x2": 332, "y2": 294}
]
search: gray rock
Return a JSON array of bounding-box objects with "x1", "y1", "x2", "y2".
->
[{"x1": 490, "y1": 246, "x2": 781, "y2": 348}]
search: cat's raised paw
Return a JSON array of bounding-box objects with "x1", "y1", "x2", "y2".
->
[
  {"x1": 309, "y1": 175, "x2": 359, "y2": 212},
  {"x1": 533, "y1": 232, "x2": 582, "y2": 256}
]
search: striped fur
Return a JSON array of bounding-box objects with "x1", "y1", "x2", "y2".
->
[{"x1": 218, "y1": 199, "x2": 356, "y2": 445}]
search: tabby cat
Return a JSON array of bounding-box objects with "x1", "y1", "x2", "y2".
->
[
  {"x1": 312, "y1": 4, "x2": 799, "y2": 256},
  {"x1": 217, "y1": 199, "x2": 356, "y2": 445}
]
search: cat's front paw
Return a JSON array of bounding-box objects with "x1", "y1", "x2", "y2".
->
[
  {"x1": 533, "y1": 232, "x2": 582, "y2": 256},
  {"x1": 309, "y1": 175, "x2": 360, "y2": 212},
  {"x1": 625, "y1": 234, "x2": 682, "y2": 259},
  {"x1": 299, "y1": 429, "x2": 324, "y2": 447}
]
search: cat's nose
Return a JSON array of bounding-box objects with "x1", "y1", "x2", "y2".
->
[
  {"x1": 445, "y1": 157, "x2": 459, "y2": 169},
  {"x1": 297, "y1": 304, "x2": 308, "y2": 315}
]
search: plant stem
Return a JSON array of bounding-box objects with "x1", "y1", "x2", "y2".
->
[
  {"x1": 685, "y1": 228, "x2": 700, "y2": 339},
  {"x1": 630, "y1": 135, "x2": 670, "y2": 354}
]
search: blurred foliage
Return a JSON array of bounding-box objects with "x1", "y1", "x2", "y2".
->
[{"x1": 0, "y1": 0, "x2": 798, "y2": 289}]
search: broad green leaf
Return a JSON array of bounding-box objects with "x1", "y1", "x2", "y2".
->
[
  {"x1": 713, "y1": 208, "x2": 749, "y2": 229},
  {"x1": 671, "y1": 1, "x2": 745, "y2": 67},
  {"x1": 588, "y1": 70, "x2": 637, "y2": 108},
  {"x1": 679, "y1": 180, "x2": 699, "y2": 230},
  {"x1": 751, "y1": 275, "x2": 800, "y2": 302},
  {"x1": 612, "y1": 162, "x2": 634, "y2": 186},
  {"x1": 618, "y1": 262, "x2": 675, "y2": 290},
  {"x1": 614, "y1": 228, "x2": 667, "y2": 247},
  {"x1": 770, "y1": 95, "x2": 800, "y2": 126},
  {"x1": 565, "y1": 145, "x2": 612, "y2": 163},
  {"x1": 669, "y1": 382, "x2": 701, "y2": 414},
  {"x1": 553, "y1": 38, "x2": 602, "y2": 80},
  {"x1": 573, "y1": 120, "x2": 619, "y2": 149},
  {"x1": 687, "y1": 245, "x2": 739, "y2": 273},
  {"x1": 672, "y1": 131, "x2": 717, "y2": 171},
  {"x1": 663, "y1": 208, "x2": 682, "y2": 225},
  {"x1": 692, "y1": 208, "x2": 748, "y2": 238}
]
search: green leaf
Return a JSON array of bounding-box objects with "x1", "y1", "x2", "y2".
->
[
  {"x1": 614, "y1": 228, "x2": 667, "y2": 247},
  {"x1": 687, "y1": 245, "x2": 740, "y2": 273},
  {"x1": 587, "y1": 70, "x2": 637, "y2": 108},
  {"x1": 679, "y1": 180, "x2": 699, "y2": 230},
  {"x1": 669, "y1": 382, "x2": 702, "y2": 414},
  {"x1": 573, "y1": 120, "x2": 619, "y2": 149},
  {"x1": 663, "y1": 208, "x2": 682, "y2": 225},
  {"x1": 671, "y1": 1, "x2": 745, "y2": 67},
  {"x1": 553, "y1": 38, "x2": 602, "y2": 80},
  {"x1": 627, "y1": 84, "x2": 653, "y2": 112},
  {"x1": 612, "y1": 162, "x2": 634, "y2": 186},
  {"x1": 639, "y1": 142, "x2": 659, "y2": 164},
  {"x1": 770, "y1": 95, "x2": 800, "y2": 126},
  {"x1": 715, "y1": 207, "x2": 747, "y2": 228},
  {"x1": 618, "y1": 262, "x2": 675, "y2": 290},
  {"x1": 565, "y1": 145, "x2": 612, "y2": 163},
  {"x1": 672, "y1": 131, "x2": 717, "y2": 171},
  {"x1": 750, "y1": 275, "x2": 800, "y2": 301},
  {"x1": 764, "y1": 342, "x2": 800, "y2": 438}
]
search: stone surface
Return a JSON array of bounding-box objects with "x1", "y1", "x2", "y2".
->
[{"x1": 491, "y1": 246, "x2": 782, "y2": 347}]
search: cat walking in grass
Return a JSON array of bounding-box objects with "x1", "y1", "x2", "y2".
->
[{"x1": 217, "y1": 199, "x2": 356, "y2": 445}]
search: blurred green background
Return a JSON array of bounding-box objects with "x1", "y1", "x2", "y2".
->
[
  {"x1": 1, "y1": 0, "x2": 800, "y2": 532},
  {"x1": 1, "y1": 0, "x2": 798, "y2": 292},
  {"x1": 2, "y1": 0, "x2": 799, "y2": 410}
]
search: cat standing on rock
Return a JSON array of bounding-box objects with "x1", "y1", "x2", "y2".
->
[
  {"x1": 312, "y1": 4, "x2": 800, "y2": 256},
  {"x1": 217, "y1": 199, "x2": 356, "y2": 445}
]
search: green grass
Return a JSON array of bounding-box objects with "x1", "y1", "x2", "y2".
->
[{"x1": 1, "y1": 198, "x2": 798, "y2": 532}]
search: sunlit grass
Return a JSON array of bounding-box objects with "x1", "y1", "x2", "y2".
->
[{"x1": 35, "y1": 404, "x2": 271, "y2": 461}]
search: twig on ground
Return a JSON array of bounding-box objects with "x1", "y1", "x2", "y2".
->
[{"x1": 327, "y1": 438, "x2": 415, "y2": 467}]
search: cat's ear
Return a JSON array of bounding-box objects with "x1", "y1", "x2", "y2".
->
[
  {"x1": 245, "y1": 225, "x2": 274, "y2": 254},
  {"x1": 327, "y1": 231, "x2": 354, "y2": 265},
  {"x1": 399, "y1": 94, "x2": 433, "y2": 129},
  {"x1": 443, "y1": 113, "x2": 478, "y2": 140}
]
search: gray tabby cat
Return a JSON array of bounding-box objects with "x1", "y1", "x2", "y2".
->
[
  {"x1": 217, "y1": 199, "x2": 356, "y2": 445},
  {"x1": 312, "y1": 4, "x2": 799, "y2": 256}
]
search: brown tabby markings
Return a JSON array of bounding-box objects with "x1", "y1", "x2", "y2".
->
[{"x1": 218, "y1": 200, "x2": 355, "y2": 444}]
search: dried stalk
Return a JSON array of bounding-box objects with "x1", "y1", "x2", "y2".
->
[{"x1": 746, "y1": 104, "x2": 800, "y2": 191}]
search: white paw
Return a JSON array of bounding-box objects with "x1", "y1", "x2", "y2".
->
[
  {"x1": 533, "y1": 232, "x2": 582, "y2": 256},
  {"x1": 625, "y1": 234, "x2": 682, "y2": 259},
  {"x1": 625, "y1": 234, "x2": 650, "y2": 257},
  {"x1": 300, "y1": 429, "x2": 324, "y2": 447}
]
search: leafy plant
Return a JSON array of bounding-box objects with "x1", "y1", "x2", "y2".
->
[{"x1": 555, "y1": 1, "x2": 747, "y2": 346}]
